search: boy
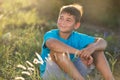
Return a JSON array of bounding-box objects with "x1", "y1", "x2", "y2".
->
[{"x1": 40, "y1": 4, "x2": 114, "y2": 80}]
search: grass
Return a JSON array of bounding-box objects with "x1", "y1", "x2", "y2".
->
[
  {"x1": 0, "y1": 24, "x2": 120, "y2": 80},
  {"x1": 0, "y1": 0, "x2": 120, "y2": 79},
  {"x1": 0, "y1": 26, "x2": 43, "y2": 80}
]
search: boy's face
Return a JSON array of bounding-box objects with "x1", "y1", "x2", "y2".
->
[{"x1": 57, "y1": 12, "x2": 79, "y2": 33}]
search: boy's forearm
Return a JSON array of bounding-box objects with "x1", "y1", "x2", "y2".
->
[
  {"x1": 91, "y1": 38, "x2": 107, "y2": 51},
  {"x1": 46, "y1": 38, "x2": 77, "y2": 54}
]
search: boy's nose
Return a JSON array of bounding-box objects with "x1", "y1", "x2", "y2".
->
[{"x1": 61, "y1": 21, "x2": 65, "y2": 26}]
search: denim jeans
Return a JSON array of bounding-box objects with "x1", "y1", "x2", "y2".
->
[{"x1": 42, "y1": 58, "x2": 94, "y2": 80}]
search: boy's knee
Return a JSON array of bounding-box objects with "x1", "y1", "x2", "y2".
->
[
  {"x1": 93, "y1": 50, "x2": 104, "y2": 55},
  {"x1": 54, "y1": 53, "x2": 69, "y2": 62},
  {"x1": 92, "y1": 50, "x2": 104, "y2": 59}
]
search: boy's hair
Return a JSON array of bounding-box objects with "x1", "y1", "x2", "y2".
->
[{"x1": 59, "y1": 4, "x2": 83, "y2": 23}]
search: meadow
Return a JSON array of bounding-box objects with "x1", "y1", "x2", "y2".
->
[{"x1": 0, "y1": 0, "x2": 120, "y2": 80}]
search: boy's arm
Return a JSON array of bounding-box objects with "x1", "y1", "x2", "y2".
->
[
  {"x1": 46, "y1": 38, "x2": 78, "y2": 54},
  {"x1": 46, "y1": 37, "x2": 107, "y2": 58},
  {"x1": 92, "y1": 37, "x2": 107, "y2": 50},
  {"x1": 79, "y1": 37, "x2": 107, "y2": 58},
  {"x1": 46, "y1": 38, "x2": 94, "y2": 67}
]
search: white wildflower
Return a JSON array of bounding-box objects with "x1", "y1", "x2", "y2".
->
[
  {"x1": 48, "y1": 54, "x2": 50, "y2": 57},
  {"x1": 47, "y1": 54, "x2": 52, "y2": 60},
  {"x1": 26, "y1": 61, "x2": 34, "y2": 67},
  {"x1": 15, "y1": 76, "x2": 25, "y2": 80},
  {"x1": 45, "y1": 57, "x2": 48, "y2": 62},
  {"x1": 15, "y1": 52, "x2": 20, "y2": 55},
  {"x1": 66, "y1": 51, "x2": 70, "y2": 59},
  {"x1": 48, "y1": 57, "x2": 52, "y2": 61},
  {"x1": 28, "y1": 67, "x2": 35, "y2": 71},
  {"x1": 45, "y1": 56, "x2": 52, "y2": 65},
  {"x1": 22, "y1": 71, "x2": 31, "y2": 76},
  {"x1": 40, "y1": 26, "x2": 43, "y2": 31},
  {"x1": 35, "y1": 52, "x2": 43, "y2": 63},
  {"x1": 33, "y1": 58, "x2": 43, "y2": 64},
  {"x1": 2, "y1": 32, "x2": 12, "y2": 40},
  {"x1": 17, "y1": 64, "x2": 26, "y2": 70}
]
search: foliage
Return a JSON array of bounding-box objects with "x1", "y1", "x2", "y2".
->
[
  {"x1": 0, "y1": 0, "x2": 119, "y2": 80},
  {"x1": 0, "y1": 26, "x2": 43, "y2": 79},
  {"x1": 0, "y1": 0, "x2": 46, "y2": 34},
  {"x1": 105, "y1": 52, "x2": 118, "y2": 73}
]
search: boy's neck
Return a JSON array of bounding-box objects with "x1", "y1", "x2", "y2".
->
[{"x1": 59, "y1": 31, "x2": 72, "y2": 40}]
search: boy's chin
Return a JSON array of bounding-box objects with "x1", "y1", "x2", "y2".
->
[
  {"x1": 60, "y1": 30, "x2": 72, "y2": 33},
  {"x1": 58, "y1": 29, "x2": 72, "y2": 33}
]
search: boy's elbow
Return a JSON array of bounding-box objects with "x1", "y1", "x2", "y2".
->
[
  {"x1": 104, "y1": 40, "x2": 107, "y2": 48},
  {"x1": 102, "y1": 38, "x2": 107, "y2": 47},
  {"x1": 46, "y1": 38, "x2": 56, "y2": 49},
  {"x1": 96, "y1": 37, "x2": 107, "y2": 49},
  {"x1": 99, "y1": 38, "x2": 107, "y2": 49}
]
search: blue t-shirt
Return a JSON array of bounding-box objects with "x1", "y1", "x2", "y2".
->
[{"x1": 40, "y1": 29, "x2": 95, "y2": 76}]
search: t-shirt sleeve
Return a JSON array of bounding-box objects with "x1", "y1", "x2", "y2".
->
[
  {"x1": 79, "y1": 34, "x2": 95, "y2": 48},
  {"x1": 42, "y1": 30, "x2": 58, "y2": 48}
]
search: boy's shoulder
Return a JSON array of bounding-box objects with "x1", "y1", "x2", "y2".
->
[
  {"x1": 46, "y1": 29, "x2": 59, "y2": 33},
  {"x1": 73, "y1": 31, "x2": 95, "y2": 39},
  {"x1": 73, "y1": 31, "x2": 88, "y2": 36},
  {"x1": 44, "y1": 29, "x2": 59, "y2": 36}
]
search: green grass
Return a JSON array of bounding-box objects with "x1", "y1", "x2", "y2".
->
[
  {"x1": 0, "y1": 26, "x2": 43, "y2": 80},
  {"x1": 0, "y1": 0, "x2": 120, "y2": 80},
  {"x1": 0, "y1": 23, "x2": 119, "y2": 80}
]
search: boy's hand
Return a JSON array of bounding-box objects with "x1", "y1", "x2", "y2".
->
[
  {"x1": 80, "y1": 56, "x2": 93, "y2": 67},
  {"x1": 78, "y1": 44, "x2": 96, "y2": 59}
]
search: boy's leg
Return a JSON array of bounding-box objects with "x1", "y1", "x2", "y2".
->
[
  {"x1": 92, "y1": 50, "x2": 114, "y2": 80},
  {"x1": 42, "y1": 58, "x2": 72, "y2": 80},
  {"x1": 50, "y1": 52, "x2": 84, "y2": 80}
]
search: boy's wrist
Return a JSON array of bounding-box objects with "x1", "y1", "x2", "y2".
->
[
  {"x1": 87, "y1": 43, "x2": 97, "y2": 51},
  {"x1": 75, "y1": 49, "x2": 79, "y2": 58}
]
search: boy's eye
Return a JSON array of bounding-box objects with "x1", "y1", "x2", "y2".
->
[{"x1": 66, "y1": 19, "x2": 72, "y2": 22}]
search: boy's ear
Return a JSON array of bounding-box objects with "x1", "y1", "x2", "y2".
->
[{"x1": 74, "y1": 22, "x2": 80, "y2": 30}]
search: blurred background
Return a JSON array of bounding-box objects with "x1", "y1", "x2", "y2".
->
[{"x1": 0, "y1": 0, "x2": 120, "y2": 80}]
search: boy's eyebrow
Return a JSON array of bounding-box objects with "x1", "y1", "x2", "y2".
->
[
  {"x1": 67, "y1": 18, "x2": 73, "y2": 21},
  {"x1": 59, "y1": 15, "x2": 73, "y2": 20}
]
